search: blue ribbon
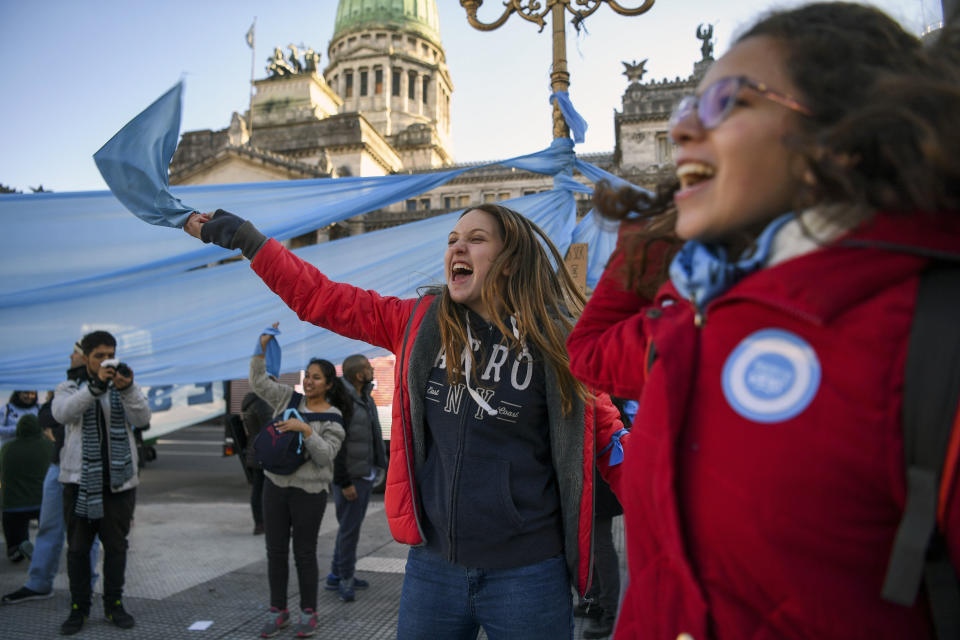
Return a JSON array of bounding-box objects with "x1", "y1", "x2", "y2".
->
[
  {"x1": 281, "y1": 407, "x2": 305, "y2": 454},
  {"x1": 549, "y1": 91, "x2": 588, "y2": 144},
  {"x1": 598, "y1": 428, "x2": 629, "y2": 466}
]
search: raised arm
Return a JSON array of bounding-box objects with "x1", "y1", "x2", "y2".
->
[
  {"x1": 51, "y1": 380, "x2": 96, "y2": 426},
  {"x1": 185, "y1": 211, "x2": 417, "y2": 353},
  {"x1": 112, "y1": 365, "x2": 151, "y2": 427},
  {"x1": 249, "y1": 352, "x2": 293, "y2": 416},
  {"x1": 567, "y1": 248, "x2": 653, "y2": 400}
]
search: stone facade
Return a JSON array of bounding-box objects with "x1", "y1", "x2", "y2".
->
[{"x1": 170, "y1": 0, "x2": 713, "y2": 235}]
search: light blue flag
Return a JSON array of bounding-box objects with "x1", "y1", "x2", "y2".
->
[
  {"x1": 253, "y1": 326, "x2": 282, "y2": 378},
  {"x1": 93, "y1": 81, "x2": 194, "y2": 228}
]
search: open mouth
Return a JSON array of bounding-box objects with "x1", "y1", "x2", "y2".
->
[
  {"x1": 676, "y1": 162, "x2": 716, "y2": 189},
  {"x1": 450, "y1": 262, "x2": 473, "y2": 283}
]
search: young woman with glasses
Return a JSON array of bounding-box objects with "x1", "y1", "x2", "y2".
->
[{"x1": 567, "y1": 3, "x2": 960, "y2": 638}]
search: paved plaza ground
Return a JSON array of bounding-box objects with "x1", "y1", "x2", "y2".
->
[{"x1": 0, "y1": 423, "x2": 625, "y2": 639}]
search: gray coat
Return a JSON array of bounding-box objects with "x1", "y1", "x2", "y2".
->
[{"x1": 334, "y1": 381, "x2": 386, "y2": 485}]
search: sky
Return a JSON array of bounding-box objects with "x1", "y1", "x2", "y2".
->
[{"x1": 0, "y1": 0, "x2": 942, "y2": 194}]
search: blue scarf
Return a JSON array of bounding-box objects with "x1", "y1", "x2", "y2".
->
[{"x1": 669, "y1": 213, "x2": 794, "y2": 310}]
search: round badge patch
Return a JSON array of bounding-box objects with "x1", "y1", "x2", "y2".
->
[{"x1": 722, "y1": 329, "x2": 821, "y2": 423}]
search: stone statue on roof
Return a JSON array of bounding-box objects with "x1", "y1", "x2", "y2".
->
[
  {"x1": 267, "y1": 47, "x2": 295, "y2": 77},
  {"x1": 697, "y1": 23, "x2": 715, "y2": 61},
  {"x1": 622, "y1": 59, "x2": 648, "y2": 84},
  {"x1": 288, "y1": 45, "x2": 303, "y2": 73},
  {"x1": 303, "y1": 48, "x2": 321, "y2": 73}
]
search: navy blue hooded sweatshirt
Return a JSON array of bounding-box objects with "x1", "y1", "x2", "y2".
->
[{"x1": 419, "y1": 312, "x2": 563, "y2": 569}]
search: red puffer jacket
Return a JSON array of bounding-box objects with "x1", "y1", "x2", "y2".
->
[
  {"x1": 250, "y1": 238, "x2": 625, "y2": 595},
  {"x1": 567, "y1": 213, "x2": 960, "y2": 639}
]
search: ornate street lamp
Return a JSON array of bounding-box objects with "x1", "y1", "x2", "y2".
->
[{"x1": 460, "y1": 0, "x2": 655, "y2": 140}]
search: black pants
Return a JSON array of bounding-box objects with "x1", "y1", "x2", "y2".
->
[
  {"x1": 263, "y1": 477, "x2": 326, "y2": 611},
  {"x1": 592, "y1": 516, "x2": 621, "y2": 617},
  {"x1": 63, "y1": 483, "x2": 136, "y2": 612},
  {"x1": 3, "y1": 509, "x2": 40, "y2": 557},
  {"x1": 250, "y1": 467, "x2": 265, "y2": 526}
]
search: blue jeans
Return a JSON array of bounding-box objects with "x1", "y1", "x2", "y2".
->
[
  {"x1": 398, "y1": 547, "x2": 573, "y2": 640},
  {"x1": 26, "y1": 464, "x2": 99, "y2": 593},
  {"x1": 330, "y1": 477, "x2": 373, "y2": 580}
]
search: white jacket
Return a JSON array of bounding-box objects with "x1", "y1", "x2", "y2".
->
[{"x1": 52, "y1": 378, "x2": 151, "y2": 492}]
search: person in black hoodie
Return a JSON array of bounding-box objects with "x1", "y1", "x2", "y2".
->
[{"x1": 0, "y1": 414, "x2": 53, "y2": 561}]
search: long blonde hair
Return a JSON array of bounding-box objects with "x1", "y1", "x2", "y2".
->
[{"x1": 437, "y1": 204, "x2": 586, "y2": 415}]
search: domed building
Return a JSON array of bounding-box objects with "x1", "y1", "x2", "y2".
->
[
  {"x1": 326, "y1": 0, "x2": 453, "y2": 167},
  {"x1": 170, "y1": 0, "x2": 704, "y2": 238},
  {"x1": 170, "y1": 0, "x2": 452, "y2": 188}
]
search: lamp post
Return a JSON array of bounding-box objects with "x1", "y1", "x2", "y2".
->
[{"x1": 460, "y1": 0, "x2": 655, "y2": 140}]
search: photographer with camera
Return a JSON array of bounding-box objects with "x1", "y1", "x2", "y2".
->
[{"x1": 52, "y1": 330, "x2": 150, "y2": 635}]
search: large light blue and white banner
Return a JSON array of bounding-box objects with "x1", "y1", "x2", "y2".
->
[{"x1": 0, "y1": 82, "x2": 643, "y2": 393}]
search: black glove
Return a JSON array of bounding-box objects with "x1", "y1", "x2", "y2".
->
[
  {"x1": 200, "y1": 209, "x2": 246, "y2": 249},
  {"x1": 200, "y1": 209, "x2": 268, "y2": 260}
]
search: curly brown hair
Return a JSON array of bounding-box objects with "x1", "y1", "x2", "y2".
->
[{"x1": 596, "y1": 2, "x2": 960, "y2": 295}]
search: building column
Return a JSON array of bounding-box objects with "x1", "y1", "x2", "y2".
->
[{"x1": 348, "y1": 215, "x2": 365, "y2": 236}]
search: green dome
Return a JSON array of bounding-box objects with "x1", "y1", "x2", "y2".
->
[{"x1": 333, "y1": 0, "x2": 442, "y2": 47}]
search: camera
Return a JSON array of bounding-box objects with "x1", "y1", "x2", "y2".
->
[{"x1": 101, "y1": 359, "x2": 132, "y2": 378}]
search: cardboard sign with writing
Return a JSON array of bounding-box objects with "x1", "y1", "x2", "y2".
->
[{"x1": 564, "y1": 243, "x2": 588, "y2": 295}]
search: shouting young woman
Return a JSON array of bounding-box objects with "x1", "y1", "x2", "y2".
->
[{"x1": 185, "y1": 203, "x2": 624, "y2": 639}]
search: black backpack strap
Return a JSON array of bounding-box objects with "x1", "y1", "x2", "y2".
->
[
  {"x1": 285, "y1": 392, "x2": 303, "y2": 413},
  {"x1": 882, "y1": 264, "x2": 960, "y2": 639},
  {"x1": 297, "y1": 411, "x2": 343, "y2": 427}
]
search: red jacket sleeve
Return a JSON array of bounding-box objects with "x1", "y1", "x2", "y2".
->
[
  {"x1": 567, "y1": 246, "x2": 654, "y2": 400},
  {"x1": 591, "y1": 392, "x2": 629, "y2": 495},
  {"x1": 251, "y1": 238, "x2": 416, "y2": 353}
]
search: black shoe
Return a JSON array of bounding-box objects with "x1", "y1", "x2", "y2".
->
[
  {"x1": 104, "y1": 599, "x2": 136, "y2": 629},
  {"x1": 60, "y1": 605, "x2": 87, "y2": 635},
  {"x1": 583, "y1": 614, "x2": 616, "y2": 639},
  {"x1": 574, "y1": 601, "x2": 604, "y2": 620},
  {"x1": 3, "y1": 586, "x2": 54, "y2": 604}
]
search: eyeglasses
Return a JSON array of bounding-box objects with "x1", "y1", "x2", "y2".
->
[{"x1": 669, "y1": 75, "x2": 811, "y2": 131}]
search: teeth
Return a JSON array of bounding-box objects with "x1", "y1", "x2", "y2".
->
[
  {"x1": 452, "y1": 263, "x2": 473, "y2": 275},
  {"x1": 677, "y1": 162, "x2": 715, "y2": 188}
]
